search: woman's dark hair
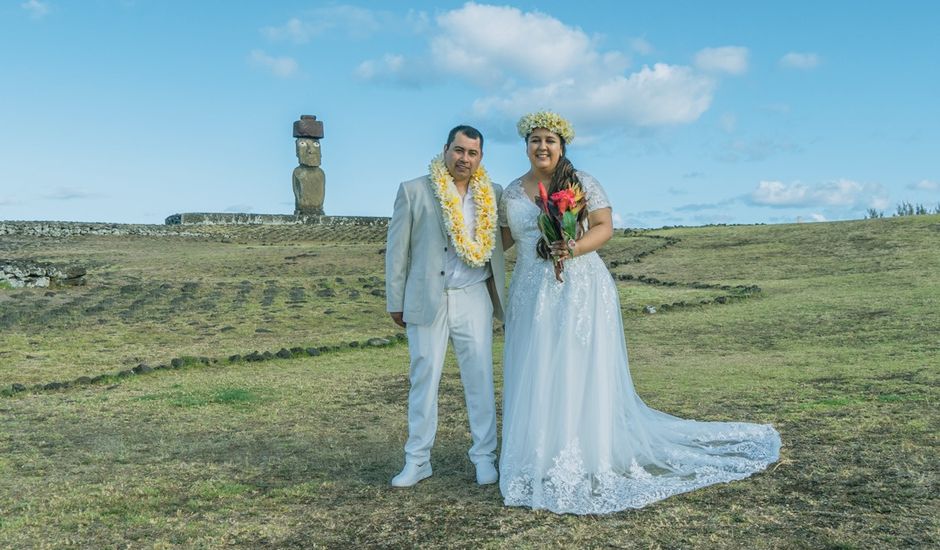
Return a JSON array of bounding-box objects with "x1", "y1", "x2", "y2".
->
[
  {"x1": 446, "y1": 125, "x2": 484, "y2": 151},
  {"x1": 532, "y1": 135, "x2": 587, "y2": 260}
]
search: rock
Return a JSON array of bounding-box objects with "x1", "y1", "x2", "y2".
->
[
  {"x1": 367, "y1": 338, "x2": 391, "y2": 347},
  {"x1": 133, "y1": 363, "x2": 153, "y2": 374},
  {"x1": 347, "y1": 289, "x2": 360, "y2": 299},
  {"x1": 643, "y1": 305, "x2": 657, "y2": 314},
  {"x1": 276, "y1": 348, "x2": 293, "y2": 359},
  {"x1": 262, "y1": 351, "x2": 275, "y2": 360},
  {"x1": 245, "y1": 351, "x2": 263, "y2": 362},
  {"x1": 349, "y1": 341, "x2": 360, "y2": 348},
  {"x1": 370, "y1": 289, "x2": 385, "y2": 297},
  {"x1": 290, "y1": 347, "x2": 304, "y2": 354},
  {"x1": 293, "y1": 115, "x2": 324, "y2": 138},
  {"x1": 305, "y1": 347, "x2": 321, "y2": 356},
  {"x1": 715, "y1": 296, "x2": 728, "y2": 304},
  {"x1": 11, "y1": 383, "x2": 26, "y2": 393},
  {"x1": 316, "y1": 288, "x2": 336, "y2": 298},
  {"x1": 229, "y1": 354, "x2": 242, "y2": 363},
  {"x1": 43, "y1": 381, "x2": 66, "y2": 390},
  {"x1": 170, "y1": 358, "x2": 184, "y2": 368}
]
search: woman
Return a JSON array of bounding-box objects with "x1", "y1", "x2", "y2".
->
[{"x1": 498, "y1": 112, "x2": 781, "y2": 514}]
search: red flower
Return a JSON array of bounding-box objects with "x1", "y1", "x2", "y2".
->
[
  {"x1": 537, "y1": 182, "x2": 550, "y2": 215},
  {"x1": 551, "y1": 189, "x2": 577, "y2": 213}
]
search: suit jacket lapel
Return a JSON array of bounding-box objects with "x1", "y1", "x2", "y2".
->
[{"x1": 425, "y1": 176, "x2": 449, "y2": 241}]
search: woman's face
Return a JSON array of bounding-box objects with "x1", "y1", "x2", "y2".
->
[{"x1": 526, "y1": 128, "x2": 564, "y2": 173}]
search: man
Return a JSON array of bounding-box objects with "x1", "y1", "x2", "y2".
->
[{"x1": 385, "y1": 125, "x2": 506, "y2": 487}]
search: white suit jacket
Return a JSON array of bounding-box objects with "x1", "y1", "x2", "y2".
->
[{"x1": 385, "y1": 175, "x2": 506, "y2": 326}]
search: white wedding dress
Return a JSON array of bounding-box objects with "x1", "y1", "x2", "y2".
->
[{"x1": 498, "y1": 173, "x2": 781, "y2": 514}]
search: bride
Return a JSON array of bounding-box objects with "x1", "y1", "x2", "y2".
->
[{"x1": 498, "y1": 112, "x2": 781, "y2": 514}]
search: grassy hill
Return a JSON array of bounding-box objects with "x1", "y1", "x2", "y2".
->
[{"x1": 1, "y1": 217, "x2": 937, "y2": 548}]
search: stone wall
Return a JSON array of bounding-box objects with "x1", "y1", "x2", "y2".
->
[
  {"x1": 165, "y1": 213, "x2": 388, "y2": 227},
  {"x1": 0, "y1": 259, "x2": 86, "y2": 288},
  {"x1": 0, "y1": 221, "x2": 203, "y2": 238}
]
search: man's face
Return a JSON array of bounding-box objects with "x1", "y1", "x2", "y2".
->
[{"x1": 442, "y1": 132, "x2": 482, "y2": 184}]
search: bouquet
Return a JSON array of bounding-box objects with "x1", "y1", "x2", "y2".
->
[{"x1": 535, "y1": 181, "x2": 586, "y2": 282}]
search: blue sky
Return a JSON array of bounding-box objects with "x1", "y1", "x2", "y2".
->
[{"x1": 2, "y1": 1, "x2": 938, "y2": 227}]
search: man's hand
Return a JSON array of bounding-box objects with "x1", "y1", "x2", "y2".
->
[{"x1": 390, "y1": 312, "x2": 406, "y2": 328}]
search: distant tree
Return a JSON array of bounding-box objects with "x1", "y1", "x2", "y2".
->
[
  {"x1": 895, "y1": 201, "x2": 914, "y2": 216},
  {"x1": 865, "y1": 208, "x2": 884, "y2": 219},
  {"x1": 892, "y1": 201, "x2": 938, "y2": 217}
]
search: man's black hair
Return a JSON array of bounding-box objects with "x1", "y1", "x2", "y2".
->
[{"x1": 445, "y1": 125, "x2": 484, "y2": 151}]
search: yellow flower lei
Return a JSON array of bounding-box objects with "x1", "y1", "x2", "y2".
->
[{"x1": 429, "y1": 154, "x2": 497, "y2": 268}]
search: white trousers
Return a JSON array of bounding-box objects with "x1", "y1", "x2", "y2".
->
[{"x1": 404, "y1": 281, "x2": 497, "y2": 466}]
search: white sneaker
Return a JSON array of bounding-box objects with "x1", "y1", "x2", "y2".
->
[
  {"x1": 391, "y1": 462, "x2": 432, "y2": 487},
  {"x1": 475, "y1": 461, "x2": 498, "y2": 485}
]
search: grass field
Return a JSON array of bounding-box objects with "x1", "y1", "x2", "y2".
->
[{"x1": 1, "y1": 216, "x2": 938, "y2": 548}]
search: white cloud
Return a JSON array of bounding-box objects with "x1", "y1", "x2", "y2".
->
[
  {"x1": 21, "y1": 0, "x2": 49, "y2": 19},
  {"x1": 248, "y1": 50, "x2": 298, "y2": 78},
  {"x1": 430, "y1": 3, "x2": 600, "y2": 87},
  {"x1": 355, "y1": 54, "x2": 425, "y2": 87},
  {"x1": 717, "y1": 138, "x2": 801, "y2": 162},
  {"x1": 42, "y1": 187, "x2": 100, "y2": 200},
  {"x1": 262, "y1": 6, "x2": 384, "y2": 43},
  {"x1": 472, "y1": 63, "x2": 715, "y2": 129},
  {"x1": 630, "y1": 37, "x2": 653, "y2": 55},
  {"x1": 809, "y1": 213, "x2": 827, "y2": 222},
  {"x1": 749, "y1": 179, "x2": 887, "y2": 209},
  {"x1": 780, "y1": 52, "x2": 821, "y2": 69},
  {"x1": 908, "y1": 179, "x2": 938, "y2": 191},
  {"x1": 358, "y1": 3, "x2": 721, "y2": 134},
  {"x1": 719, "y1": 113, "x2": 736, "y2": 133},
  {"x1": 694, "y1": 46, "x2": 749, "y2": 75}
]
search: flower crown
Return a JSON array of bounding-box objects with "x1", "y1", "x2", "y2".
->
[{"x1": 516, "y1": 111, "x2": 575, "y2": 143}]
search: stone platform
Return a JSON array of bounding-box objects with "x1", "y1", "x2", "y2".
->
[{"x1": 165, "y1": 212, "x2": 388, "y2": 227}]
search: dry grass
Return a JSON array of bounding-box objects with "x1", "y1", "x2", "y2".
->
[{"x1": 1, "y1": 216, "x2": 938, "y2": 548}]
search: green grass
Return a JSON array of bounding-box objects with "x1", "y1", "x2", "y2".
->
[{"x1": 1, "y1": 216, "x2": 938, "y2": 548}]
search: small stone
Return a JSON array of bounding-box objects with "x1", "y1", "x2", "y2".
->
[
  {"x1": 133, "y1": 364, "x2": 153, "y2": 374},
  {"x1": 643, "y1": 305, "x2": 657, "y2": 314},
  {"x1": 317, "y1": 288, "x2": 336, "y2": 298},
  {"x1": 715, "y1": 296, "x2": 728, "y2": 304},
  {"x1": 276, "y1": 348, "x2": 293, "y2": 359},
  {"x1": 348, "y1": 289, "x2": 360, "y2": 298},
  {"x1": 11, "y1": 383, "x2": 26, "y2": 393},
  {"x1": 220, "y1": 326, "x2": 235, "y2": 332},
  {"x1": 290, "y1": 347, "x2": 304, "y2": 354},
  {"x1": 349, "y1": 341, "x2": 360, "y2": 348},
  {"x1": 246, "y1": 351, "x2": 263, "y2": 362},
  {"x1": 370, "y1": 289, "x2": 385, "y2": 297},
  {"x1": 229, "y1": 354, "x2": 242, "y2": 363},
  {"x1": 262, "y1": 351, "x2": 275, "y2": 360},
  {"x1": 305, "y1": 347, "x2": 321, "y2": 356},
  {"x1": 367, "y1": 338, "x2": 391, "y2": 347},
  {"x1": 170, "y1": 358, "x2": 184, "y2": 368}
]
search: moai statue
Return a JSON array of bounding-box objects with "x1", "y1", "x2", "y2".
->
[{"x1": 292, "y1": 114, "x2": 325, "y2": 216}]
